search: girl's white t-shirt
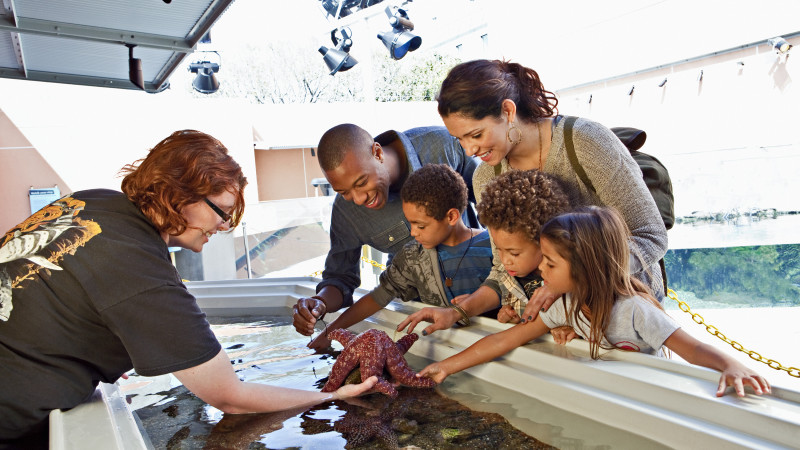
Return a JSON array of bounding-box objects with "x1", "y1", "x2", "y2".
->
[{"x1": 540, "y1": 293, "x2": 680, "y2": 355}]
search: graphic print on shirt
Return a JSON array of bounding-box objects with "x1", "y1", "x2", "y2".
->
[
  {"x1": 614, "y1": 341, "x2": 641, "y2": 352},
  {"x1": 0, "y1": 197, "x2": 101, "y2": 321}
]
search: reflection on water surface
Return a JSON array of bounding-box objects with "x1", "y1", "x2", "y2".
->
[{"x1": 123, "y1": 316, "x2": 665, "y2": 449}]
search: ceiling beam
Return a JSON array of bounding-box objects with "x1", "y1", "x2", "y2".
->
[
  {"x1": 0, "y1": 16, "x2": 195, "y2": 52},
  {"x1": 0, "y1": 67, "x2": 165, "y2": 92}
]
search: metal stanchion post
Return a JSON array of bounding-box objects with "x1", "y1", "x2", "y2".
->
[{"x1": 242, "y1": 221, "x2": 252, "y2": 279}]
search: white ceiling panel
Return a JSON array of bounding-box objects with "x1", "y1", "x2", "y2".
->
[
  {"x1": 0, "y1": 32, "x2": 19, "y2": 70},
  {"x1": 0, "y1": 0, "x2": 234, "y2": 92}
]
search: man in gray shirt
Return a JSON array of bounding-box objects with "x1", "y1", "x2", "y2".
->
[{"x1": 292, "y1": 123, "x2": 478, "y2": 336}]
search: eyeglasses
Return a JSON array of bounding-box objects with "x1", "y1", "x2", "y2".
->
[{"x1": 204, "y1": 198, "x2": 232, "y2": 223}]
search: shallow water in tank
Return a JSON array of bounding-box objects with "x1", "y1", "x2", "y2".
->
[{"x1": 119, "y1": 316, "x2": 668, "y2": 449}]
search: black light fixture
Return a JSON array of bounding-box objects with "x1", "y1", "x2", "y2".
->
[
  {"x1": 658, "y1": 77, "x2": 668, "y2": 87},
  {"x1": 319, "y1": 28, "x2": 358, "y2": 75},
  {"x1": 377, "y1": 6, "x2": 421, "y2": 60},
  {"x1": 768, "y1": 36, "x2": 792, "y2": 54},
  {"x1": 125, "y1": 44, "x2": 144, "y2": 90},
  {"x1": 188, "y1": 51, "x2": 221, "y2": 94}
]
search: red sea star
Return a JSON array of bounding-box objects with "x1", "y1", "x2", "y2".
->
[{"x1": 321, "y1": 329, "x2": 435, "y2": 398}]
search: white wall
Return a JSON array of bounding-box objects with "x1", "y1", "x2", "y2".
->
[
  {"x1": 0, "y1": 78, "x2": 257, "y2": 280},
  {"x1": 554, "y1": 35, "x2": 800, "y2": 218},
  {"x1": 0, "y1": 79, "x2": 258, "y2": 204}
]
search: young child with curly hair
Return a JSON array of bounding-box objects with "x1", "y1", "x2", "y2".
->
[
  {"x1": 309, "y1": 164, "x2": 492, "y2": 349},
  {"x1": 398, "y1": 169, "x2": 572, "y2": 336},
  {"x1": 418, "y1": 206, "x2": 770, "y2": 398}
]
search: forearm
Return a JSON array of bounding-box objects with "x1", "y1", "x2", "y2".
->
[
  {"x1": 441, "y1": 321, "x2": 546, "y2": 375},
  {"x1": 175, "y1": 350, "x2": 339, "y2": 414},
  {"x1": 665, "y1": 329, "x2": 737, "y2": 373},
  {"x1": 316, "y1": 286, "x2": 345, "y2": 314},
  {"x1": 440, "y1": 332, "x2": 509, "y2": 375},
  {"x1": 459, "y1": 285, "x2": 501, "y2": 317},
  {"x1": 222, "y1": 382, "x2": 339, "y2": 414},
  {"x1": 678, "y1": 341, "x2": 737, "y2": 373}
]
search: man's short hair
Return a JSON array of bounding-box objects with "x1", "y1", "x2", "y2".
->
[
  {"x1": 401, "y1": 164, "x2": 468, "y2": 221},
  {"x1": 317, "y1": 123, "x2": 374, "y2": 171}
]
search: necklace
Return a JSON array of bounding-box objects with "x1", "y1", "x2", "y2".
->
[
  {"x1": 508, "y1": 121, "x2": 544, "y2": 171},
  {"x1": 437, "y1": 230, "x2": 475, "y2": 289},
  {"x1": 536, "y1": 120, "x2": 543, "y2": 171}
]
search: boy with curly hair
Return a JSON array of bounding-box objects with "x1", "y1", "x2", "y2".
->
[
  {"x1": 309, "y1": 164, "x2": 492, "y2": 349},
  {"x1": 398, "y1": 169, "x2": 573, "y2": 335}
]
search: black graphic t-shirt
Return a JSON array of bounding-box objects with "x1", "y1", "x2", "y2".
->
[{"x1": 0, "y1": 189, "x2": 220, "y2": 439}]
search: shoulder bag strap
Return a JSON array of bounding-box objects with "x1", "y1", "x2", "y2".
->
[{"x1": 563, "y1": 116, "x2": 596, "y2": 194}]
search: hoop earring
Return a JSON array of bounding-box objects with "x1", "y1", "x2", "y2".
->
[{"x1": 507, "y1": 122, "x2": 523, "y2": 145}]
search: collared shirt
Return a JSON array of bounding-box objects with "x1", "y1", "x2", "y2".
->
[
  {"x1": 370, "y1": 230, "x2": 492, "y2": 307},
  {"x1": 317, "y1": 126, "x2": 479, "y2": 307}
]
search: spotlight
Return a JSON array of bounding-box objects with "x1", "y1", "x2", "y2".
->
[
  {"x1": 628, "y1": 85, "x2": 635, "y2": 96},
  {"x1": 377, "y1": 6, "x2": 421, "y2": 60},
  {"x1": 319, "y1": 28, "x2": 358, "y2": 75},
  {"x1": 658, "y1": 77, "x2": 667, "y2": 87},
  {"x1": 125, "y1": 44, "x2": 144, "y2": 90},
  {"x1": 768, "y1": 36, "x2": 792, "y2": 54},
  {"x1": 188, "y1": 51, "x2": 221, "y2": 94}
]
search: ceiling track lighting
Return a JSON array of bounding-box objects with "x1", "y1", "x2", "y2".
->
[
  {"x1": 125, "y1": 43, "x2": 144, "y2": 90},
  {"x1": 319, "y1": 27, "x2": 358, "y2": 75},
  {"x1": 377, "y1": 6, "x2": 422, "y2": 60},
  {"x1": 768, "y1": 36, "x2": 792, "y2": 54},
  {"x1": 188, "y1": 50, "x2": 221, "y2": 94}
]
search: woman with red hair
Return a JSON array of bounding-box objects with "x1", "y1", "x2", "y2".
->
[{"x1": 0, "y1": 130, "x2": 375, "y2": 447}]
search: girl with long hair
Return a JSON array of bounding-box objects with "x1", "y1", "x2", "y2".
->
[{"x1": 418, "y1": 206, "x2": 769, "y2": 398}]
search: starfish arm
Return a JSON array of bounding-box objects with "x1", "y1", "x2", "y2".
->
[
  {"x1": 395, "y1": 333, "x2": 418, "y2": 354},
  {"x1": 328, "y1": 328, "x2": 356, "y2": 347},
  {"x1": 321, "y1": 350, "x2": 359, "y2": 392},
  {"x1": 385, "y1": 347, "x2": 436, "y2": 388}
]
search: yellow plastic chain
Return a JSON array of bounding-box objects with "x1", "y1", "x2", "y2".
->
[
  {"x1": 668, "y1": 288, "x2": 800, "y2": 378},
  {"x1": 306, "y1": 256, "x2": 386, "y2": 278}
]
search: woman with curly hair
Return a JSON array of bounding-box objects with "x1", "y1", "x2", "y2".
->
[
  {"x1": 0, "y1": 130, "x2": 376, "y2": 447},
  {"x1": 433, "y1": 58, "x2": 667, "y2": 325},
  {"x1": 399, "y1": 169, "x2": 572, "y2": 335}
]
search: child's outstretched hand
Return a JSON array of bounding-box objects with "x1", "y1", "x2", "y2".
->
[
  {"x1": 497, "y1": 305, "x2": 521, "y2": 324},
  {"x1": 417, "y1": 362, "x2": 449, "y2": 384},
  {"x1": 716, "y1": 363, "x2": 771, "y2": 397},
  {"x1": 550, "y1": 326, "x2": 578, "y2": 345},
  {"x1": 308, "y1": 331, "x2": 333, "y2": 350}
]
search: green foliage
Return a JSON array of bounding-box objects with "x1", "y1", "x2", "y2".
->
[
  {"x1": 665, "y1": 244, "x2": 800, "y2": 305},
  {"x1": 373, "y1": 51, "x2": 462, "y2": 102}
]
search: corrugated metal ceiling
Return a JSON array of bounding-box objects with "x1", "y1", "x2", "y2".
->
[{"x1": 0, "y1": 0, "x2": 234, "y2": 93}]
